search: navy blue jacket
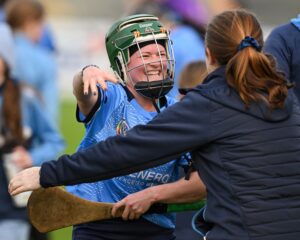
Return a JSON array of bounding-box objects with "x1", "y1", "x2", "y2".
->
[
  {"x1": 41, "y1": 67, "x2": 300, "y2": 240},
  {"x1": 264, "y1": 23, "x2": 300, "y2": 101}
]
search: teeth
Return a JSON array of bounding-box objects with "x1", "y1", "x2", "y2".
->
[{"x1": 147, "y1": 71, "x2": 160, "y2": 75}]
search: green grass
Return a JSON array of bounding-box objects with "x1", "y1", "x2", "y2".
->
[{"x1": 49, "y1": 100, "x2": 85, "y2": 240}]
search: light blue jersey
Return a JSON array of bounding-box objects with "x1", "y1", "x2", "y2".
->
[{"x1": 67, "y1": 83, "x2": 185, "y2": 229}]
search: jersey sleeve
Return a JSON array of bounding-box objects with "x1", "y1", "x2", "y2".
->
[{"x1": 76, "y1": 83, "x2": 125, "y2": 127}]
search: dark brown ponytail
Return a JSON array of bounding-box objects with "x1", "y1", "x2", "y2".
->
[
  {"x1": 205, "y1": 9, "x2": 293, "y2": 109},
  {"x1": 2, "y1": 72, "x2": 23, "y2": 144}
]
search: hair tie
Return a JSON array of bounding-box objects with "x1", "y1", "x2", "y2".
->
[{"x1": 238, "y1": 36, "x2": 261, "y2": 52}]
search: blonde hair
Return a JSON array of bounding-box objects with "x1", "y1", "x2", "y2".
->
[{"x1": 179, "y1": 60, "x2": 207, "y2": 89}]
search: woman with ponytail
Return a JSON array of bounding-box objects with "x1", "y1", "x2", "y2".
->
[
  {"x1": 0, "y1": 23, "x2": 64, "y2": 240},
  {"x1": 10, "y1": 10, "x2": 300, "y2": 240}
]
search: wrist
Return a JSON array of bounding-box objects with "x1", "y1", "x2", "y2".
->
[
  {"x1": 81, "y1": 64, "x2": 100, "y2": 78},
  {"x1": 148, "y1": 185, "x2": 161, "y2": 204}
]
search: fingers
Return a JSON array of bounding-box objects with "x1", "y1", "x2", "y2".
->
[
  {"x1": 97, "y1": 77, "x2": 108, "y2": 91},
  {"x1": 81, "y1": 66, "x2": 117, "y2": 95},
  {"x1": 8, "y1": 177, "x2": 23, "y2": 195},
  {"x1": 122, "y1": 204, "x2": 130, "y2": 220},
  {"x1": 10, "y1": 185, "x2": 26, "y2": 196},
  {"x1": 112, "y1": 200, "x2": 124, "y2": 217},
  {"x1": 89, "y1": 78, "x2": 98, "y2": 96},
  {"x1": 122, "y1": 204, "x2": 142, "y2": 220},
  {"x1": 8, "y1": 167, "x2": 41, "y2": 196},
  {"x1": 103, "y1": 71, "x2": 118, "y2": 84},
  {"x1": 82, "y1": 76, "x2": 90, "y2": 95}
]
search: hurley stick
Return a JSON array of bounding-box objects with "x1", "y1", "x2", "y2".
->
[{"x1": 28, "y1": 187, "x2": 205, "y2": 233}]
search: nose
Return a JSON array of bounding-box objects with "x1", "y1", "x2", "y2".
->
[{"x1": 147, "y1": 55, "x2": 166, "y2": 70}]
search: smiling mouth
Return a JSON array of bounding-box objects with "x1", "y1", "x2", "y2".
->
[{"x1": 146, "y1": 71, "x2": 162, "y2": 75}]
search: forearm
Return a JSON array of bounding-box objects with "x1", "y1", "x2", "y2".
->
[{"x1": 147, "y1": 171, "x2": 206, "y2": 204}]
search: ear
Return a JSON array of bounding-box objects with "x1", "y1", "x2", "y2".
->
[{"x1": 205, "y1": 47, "x2": 217, "y2": 66}]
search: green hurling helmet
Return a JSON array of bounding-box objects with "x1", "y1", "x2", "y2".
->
[{"x1": 105, "y1": 14, "x2": 175, "y2": 85}]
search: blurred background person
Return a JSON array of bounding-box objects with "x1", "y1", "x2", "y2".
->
[
  {"x1": 0, "y1": 0, "x2": 56, "y2": 53},
  {"x1": 264, "y1": 13, "x2": 300, "y2": 103},
  {"x1": 178, "y1": 60, "x2": 207, "y2": 99},
  {"x1": 202, "y1": 0, "x2": 242, "y2": 16},
  {"x1": 131, "y1": 0, "x2": 208, "y2": 99},
  {"x1": 0, "y1": 23, "x2": 64, "y2": 240},
  {"x1": 5, "y1": 0, "x2": 59, "y2": 125}
]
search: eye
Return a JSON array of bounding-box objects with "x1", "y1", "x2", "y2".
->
[
  {"x1": 141, "y1": 54, "x2": 150, "y2": 59},
  {"x1": 159, "y1": 52, "x2": 167, "y2": 57}
]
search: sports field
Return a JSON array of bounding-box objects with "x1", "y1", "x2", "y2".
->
[{"x1": 49, "y1": 100, "x2": 85, "y2": 240}]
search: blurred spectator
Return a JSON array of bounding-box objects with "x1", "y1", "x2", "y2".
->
[
  {"x1": 0, "y1": 22, "x2": 64, "y2": 240},
  {"x1": 132, "y1": 0, "x2": 208, "y2": 99},
  {"x1": 0, "y1": 0, "x2": 56, "y2": 52},
  {"x1": 5, "y1": 0, "x2": 59, "y2": 124},
  {"x1": 264, "y1": 13, "x2": 300, "y2": 102},
  {"x1": 178, "y1": 60, "x2": 207, "y2": 99},
  {"x1": 203, "y1": 0, "x2": 242, "y2": 16}
]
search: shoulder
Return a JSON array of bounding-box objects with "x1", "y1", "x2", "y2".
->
[
  {"x1": 83, "y1": 83, "x2": 127, "y2": 124},
  {"x1": 265, "y1": 23, "x2": 298, "y2": 56},
  {"x1": 102, "y1": 82, "x2": 127, "y2": 104},
  {"x1": 267, "y1": 23, "x2": 296, "y2": 41}
]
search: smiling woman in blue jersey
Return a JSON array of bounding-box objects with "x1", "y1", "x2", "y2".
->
[{"x1": 62, "y1": 14, "x2": 204, "y2": 240}]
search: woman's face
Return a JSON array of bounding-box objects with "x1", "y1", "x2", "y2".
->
[
  {"x1": 0, "y1": 58, "x2": 6, "y2": 86},
  {"x1": 126, "y1": 43, "x2": 168, "y2": 89},
  {"x1": 24, "y1": 19, "x2": 44, "y2": 43}
]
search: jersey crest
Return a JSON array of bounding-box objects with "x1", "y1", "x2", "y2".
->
[{"x1": 116, "y1": 119, "x2": 129, "y2": 136}]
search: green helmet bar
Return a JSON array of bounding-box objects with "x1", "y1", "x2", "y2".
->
[{"x1": 105, "y1": 14, "x2": 175, "y2": 85}]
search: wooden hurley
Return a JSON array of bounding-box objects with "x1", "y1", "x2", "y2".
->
[{"x1": 28, "y1": 187, "x2": 206, "y2": 233}]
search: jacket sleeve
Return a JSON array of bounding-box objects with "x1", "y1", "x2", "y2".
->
[{"x1": 40, "y1": 90, "x2": 214, "y2": 187}]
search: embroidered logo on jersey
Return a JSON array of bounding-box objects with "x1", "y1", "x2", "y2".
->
[{"x1": 116, "y1": 119, "x2": 129, "y2": 136}]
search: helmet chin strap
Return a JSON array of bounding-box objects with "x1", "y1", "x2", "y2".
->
[
  {"x1": 133, "y1": 77, "x2": 174, "y2": 113},
  {"x1": 133, "y1": 77, "x2": 173, "y2": 112},
  {"x1": 151, "y1": 98, "x2": 161, "y2": 113}
]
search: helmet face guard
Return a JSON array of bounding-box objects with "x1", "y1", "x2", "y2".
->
[{"x1": 106, "y1": 14, "x2": 175, "y2": 99}]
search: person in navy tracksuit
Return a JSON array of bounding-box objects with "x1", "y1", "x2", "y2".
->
[
  {"x1": 10, "y1": 9, "x2": 300, "y2": 240},
  {"x1": 264, "y1": 13, "x2": 300, "y2": 102}
]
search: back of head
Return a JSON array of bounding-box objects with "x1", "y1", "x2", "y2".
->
[
  {"x1": 5, "y1": 0, "x2": 44, "y2": 31},
  {"x1": 205, "y1": 9, "x2": 292, "y2": 109},
  {"x1": 179, "y1": 60, "x2": 207, "y2": 89}
]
